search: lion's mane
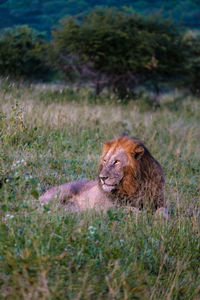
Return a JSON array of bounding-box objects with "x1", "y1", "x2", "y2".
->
[{"x1": 99, "y1": 136, "x2": 165, "y2": 210}]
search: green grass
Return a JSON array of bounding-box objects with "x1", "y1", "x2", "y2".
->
[{"x1": 0, "y1": 80, "x2": 200, "y2": 299}]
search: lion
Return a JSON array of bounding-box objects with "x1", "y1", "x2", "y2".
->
[{"x1": 39, "y1": 135, "x2": 167, "y2": 216}]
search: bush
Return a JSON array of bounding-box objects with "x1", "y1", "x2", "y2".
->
[
  {"x1": 182, "y1": 31, "x2": 200, "y2": 95},
  {"x1": 0, "y1": 25, "x2": 49, "y2": 79},
  {"x1": 49, "y1": 9, "x2": 185, "y2": 99}
]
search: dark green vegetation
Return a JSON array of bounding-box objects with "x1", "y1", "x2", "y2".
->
[
  {"x1": 0, "y1": 26, "x2": 49, "y2": 79},
  {"x1": 50, "y1": 10, "x2": 186, "y2": 98},
  {"x1": 0, "y1": 0, "x2": 200, "y2": 34},
  {"x1": 1, "y1": 9, "x2": 200, "y2": 97},
  {"x1": 0, "y1": 81, "x2": 200, "y2": 299}
]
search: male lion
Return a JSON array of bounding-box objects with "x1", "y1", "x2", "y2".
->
[{"x1": 39, "y1": 135, "x2": 166, "y2": 215}]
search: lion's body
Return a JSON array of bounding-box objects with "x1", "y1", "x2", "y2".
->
[
  {"x1": 40, "y1": 180, "x2": 114, "y2": 211},
  {"x1": 39, "y1": 136, "x2": 165, "y2": 213}
]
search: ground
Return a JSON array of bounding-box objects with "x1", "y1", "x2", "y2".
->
[{"x1": 0, "y1": 81, "x2": 200, "y2": 299}]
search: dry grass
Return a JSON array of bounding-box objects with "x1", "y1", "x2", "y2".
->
[{"x1": 0, "y1": 80, "x2": 200, "y2": 299}]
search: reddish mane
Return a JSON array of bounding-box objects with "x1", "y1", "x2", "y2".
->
[{"x1": 100, "y1": 136, "x2": 165, "y2": 209}]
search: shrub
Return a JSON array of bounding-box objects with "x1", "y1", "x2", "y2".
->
[
  {"x1": 182, "y1": 31, "x2": 200, "y2": 95},
  {"x1": 50, "y1": 9, "x2": 185, "y2": 99},
  {"x1": 0, "y1": 25, "x2": 49, "y2": 79}
]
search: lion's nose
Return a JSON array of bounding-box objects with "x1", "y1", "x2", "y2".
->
[{"x1": 99, "y1": 175, "x2": 108, "y2": 183}]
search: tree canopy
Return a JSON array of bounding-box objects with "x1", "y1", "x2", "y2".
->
[
  {"x1": 0, "y1": 8, "x2": 199, "y2": 98},
  {"x1": 0, "y1": 25, "x2": 48, "y2": 78},
  {"x1": 49, "y1": 9, "x2": 186, "y2": 97}
]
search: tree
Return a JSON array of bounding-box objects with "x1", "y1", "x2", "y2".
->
[
  {"x1": 182, "y1": 31, "x2": 200, "y2": 95},
  {"x1": 0, "y1": 25, "x2": 48, "y2": 78},
  {"x1": 50, "y1": 9, "x2": 185, "y2": 99}
]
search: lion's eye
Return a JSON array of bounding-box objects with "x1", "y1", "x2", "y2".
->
[
  {"x1": 113, "y1": 160, "x2": 119, "y2": 165},
  {"x1": 103, "y1": 159, "x2": 106, "y2": 164}
]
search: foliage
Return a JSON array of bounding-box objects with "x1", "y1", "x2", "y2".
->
[
  {"x1": 0, "y1": 80, "x2": 200, "y2": 298},
  {"x1": 50, "y1": 9, "x2": 185, "y2": 98},
  {"x1": 182, "y1": 31, "x2": 200, "y2": 94},
  {"x1": 0, "y1": 0, "x2": 200, "y2": 36},
  {"x1": 0, "y1": 9, "x2": 199, "y2": 99},
  {"x1": 0, "y1": 25, "x2": 49, "y2": 78}
]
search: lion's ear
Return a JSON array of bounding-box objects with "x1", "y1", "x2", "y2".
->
[
  {"x1": 134, "y1": 146, "x2": 144, "y2": 160},
  {"x1": 103, "y1": 141, "x2": 112, "y2": 155}
]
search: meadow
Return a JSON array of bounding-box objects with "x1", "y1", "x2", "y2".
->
[{"x1": 0, "y1": 80, "x2": 200, "y2": 299}]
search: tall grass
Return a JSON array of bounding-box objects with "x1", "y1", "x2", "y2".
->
[{"x1": 0, "y1": 80, "x2": 200, "y2": 299}]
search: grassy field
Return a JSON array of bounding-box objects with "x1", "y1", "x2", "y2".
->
[{"x1": 0, "y1": 80, "x2": 200, "y2": 299}]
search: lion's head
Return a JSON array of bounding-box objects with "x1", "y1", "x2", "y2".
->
[{"x1": 98, "y1": 135, "x2": 165, "y2": 209}]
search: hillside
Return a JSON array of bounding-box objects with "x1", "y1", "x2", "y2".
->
[{"x1": 0, "y1": 0, "x2": 200, "y2": 36}]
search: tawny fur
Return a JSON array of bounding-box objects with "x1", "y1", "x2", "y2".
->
[{"x1": 39, "y1": 136, "x2": 166, "y2": 214}]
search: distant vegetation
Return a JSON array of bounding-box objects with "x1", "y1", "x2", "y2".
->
[
  {"x1": 0, "y1": 8, "x2": 200, "y2": 100},
  {"x1": 49, "y1": 9, "x2": 186, "y2": 99},
  {"x1": 0, "y1": 25, "x2": 49, "y2": 79},
  {"x1": 0, "y1": 0, "x2": 200, "y2": 35}
]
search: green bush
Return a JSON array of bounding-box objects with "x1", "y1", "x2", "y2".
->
[
  {"x1": 0, "y1": 25, "x2": 49, "y2": 79},
  {"x1": 182, "y1": 31, "x2": 200, "y2": 95},
  {"x1": 50, "y1": 9, "x2": 185, "y2": 98}
]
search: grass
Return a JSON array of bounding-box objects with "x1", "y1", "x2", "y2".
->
[{"x1": 0, "y1": 80, "x2": 200, "y2": 299}]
